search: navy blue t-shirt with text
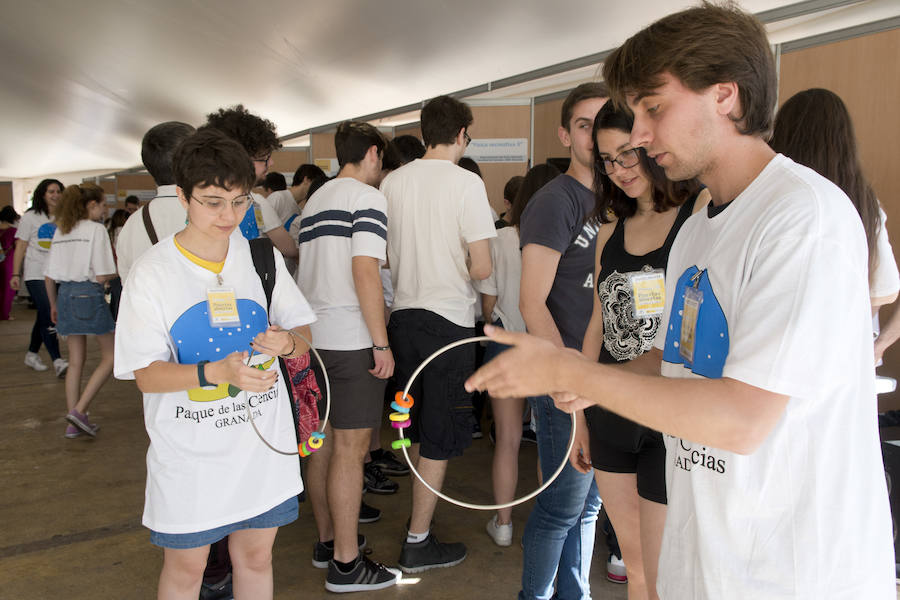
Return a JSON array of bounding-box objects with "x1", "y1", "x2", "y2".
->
[{"x1": 519, "y1": 174, "x2": 598, "y2": 350}]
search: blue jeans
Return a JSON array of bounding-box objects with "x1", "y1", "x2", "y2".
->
[
  {"x1": 25, "y1": 279, "x2": 61, "y2": 360},
  {"x1": 520, "y1": 395, "x2": 601, "y2": 600}
]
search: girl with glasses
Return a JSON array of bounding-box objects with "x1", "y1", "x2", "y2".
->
[{"x1": 573, "y1": 102, "x2": 707, "y2": 599}]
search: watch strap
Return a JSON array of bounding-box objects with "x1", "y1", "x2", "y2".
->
[{"x1": 197, "y1": 360, "x2": 211, "y2": 388}]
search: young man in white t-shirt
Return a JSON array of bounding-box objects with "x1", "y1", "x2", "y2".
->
[
  {"x1": 297, "y1": 121, "x2": 400, "y2": 592},
  {"x1": 467, "y1": 5, "x2": 895, "y2": 599},
  {"x1": 116, "y1": 121, "x2": 196, "y2": 283},
  {"x1": 381, "y1": 95, "x2": 496, "y2": 573}
]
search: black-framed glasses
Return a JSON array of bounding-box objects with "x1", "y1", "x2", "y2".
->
[
  {"x1": 252, "y1": 152, "x2": 272, "y2": 165},
  {"x1": 598, "y1": 148, "x2": 642, "y2": 174},
  {"x1": 191, "y1": 193, "x2": 252, "y2": 213},
  {"x1": 463, "y1": 131, "x2": 472, "y2": 146}
]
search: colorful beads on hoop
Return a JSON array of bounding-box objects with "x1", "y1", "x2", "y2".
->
[
  {"x1": 391, "y1": 419, "x2": 411, "y2": 429},
  {"x1": 390, "y1": 401, "x2": 410, "y2": 414},
  {"x1": 389, "y1": 411, "x2": 410, "y2": 422},
  {"x1": 298, "y1": 441, "x2": 310, "y2": 457},
  {"x1": 308, "y1": 435, "x2": 324, "y2": 450},
  {"x1": 393, "y1": 391, "x2": 414, "y2": 409},
  {"x1": 391, "y1": 438, "x2": 411, "y2": 450}
]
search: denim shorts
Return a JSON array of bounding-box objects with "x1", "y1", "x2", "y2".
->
[
  {"x1": 149, "y1": 496, "x2": 299, "y2": 549},
  {"x1": 56, "y1": 281, "x2": 115, "y2": 336}
]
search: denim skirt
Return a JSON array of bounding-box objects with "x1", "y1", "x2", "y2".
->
[{"x1": 56, "y1": 281, "x2": 115, "y2": 336}]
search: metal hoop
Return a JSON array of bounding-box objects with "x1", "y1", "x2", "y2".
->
[
  {"x1": 395, "y1": 335, "x2": 576, "y2": 511},
  {"x1": 246, "y1": 330, "x2": 331, "y2": 456}
]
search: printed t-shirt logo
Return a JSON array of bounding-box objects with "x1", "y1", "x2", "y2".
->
[
  {"x1": 169, "y1": 299, "x2": 269, "y2": 402},
  {"x1": 37, "y1": 222, "x2": 57, "y2": 249},
  {"x1": 662, "y1": 266, "x2": 729, "y2": 378}
]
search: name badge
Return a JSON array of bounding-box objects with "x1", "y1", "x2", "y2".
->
[
  {"x1": 679, "y1": 286, "x2": 703, "y2": 363},
  {"x1": 207, "y1": 287, "x2": 241, "y2": 328},
  {"x1": 629, "y1": 269, "x2": 665, "y2": 318}
]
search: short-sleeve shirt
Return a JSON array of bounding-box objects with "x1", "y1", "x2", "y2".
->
[
  {"x1": 15, "y1": 210, "x2": 56, "y2": 281},
  {"x1": 114, "y1": 232, "x2": 316, "y2": 534},
  {"x1": 45, "y1": 220, "x2": 115, "y2": 283},
  {"x1": 871, "y1": 206, "x2": 899, "y2": 300},
  {"x1": 266, "y1": 189, "x2": 299, "y2": 226},
  {"x1": 653, "y1": 155, "x2": 894, "y2": 599},
  {"x1": 297, "y1": 177, "x2": 388, "y2": 350},
  {"x1": 519, "y1": 174, "x2": 599, "y2": 350},
  {"x1": 381, "y1": 159, "x2": 496, "y2": 328},
  {"x1": 472, "y1": 226, "x2": 526, "y2": 333},
  {"x1": 116, "y1": 185, "x2": 183, "y2": 283}
]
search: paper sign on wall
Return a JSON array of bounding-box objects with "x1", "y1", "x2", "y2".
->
[{"x1": 463, "y1": 138, "x2": 528, "y2": 163}]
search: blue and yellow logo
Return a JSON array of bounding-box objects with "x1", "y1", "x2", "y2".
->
[
  {"x1": 37, "y1": 222, "x2": 57, "y2": 249},
  {"x1": 169, "y1": 299, "x2": 270, "y2": 402}
]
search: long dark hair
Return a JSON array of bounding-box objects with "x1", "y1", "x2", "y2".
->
[
  {"x1": 29, "y1": 179, "x2": 64, "y2": 216},
  {"x1": 508, "y1": 163, "x2": 561, "y2": 229},
  {"x1": 591, "y1": 103, "x2": 700, "y2": 223},
  {"x1": 770, "y1": 88, "x2": 879, "y2": 275}
]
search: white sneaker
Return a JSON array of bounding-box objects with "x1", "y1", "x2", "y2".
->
[
  {"x1": 486, "y1": 515, "x2": 513, "y2": 547},
  {"x1": 53, "y1": 358, "x2": 68, "y2": 378},
  {"x1": 25, "y1": 352, "x2": 49, "y2": 371},
  {"x1": 607, "y1": 553, "x2": 627, "y2": 584}
]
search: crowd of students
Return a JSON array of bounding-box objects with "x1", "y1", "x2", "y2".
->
[{"x1": 4, "y1": 3, "x2": 898, "y2": 599}]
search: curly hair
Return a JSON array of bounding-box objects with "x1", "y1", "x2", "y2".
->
[{"x1": 204, "y1": 104, "x2": 282, "y2": 158}]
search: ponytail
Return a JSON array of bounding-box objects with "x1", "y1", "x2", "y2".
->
[{"x1": 56, "y1": 183, "x2": 103, "y2": 234}]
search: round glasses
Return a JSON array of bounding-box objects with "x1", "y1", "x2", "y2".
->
[
  {"x1": 598, "y1": 148, "x2": 642, "y2": 174},
  {"x1": 191, "y1": 193, "x2": 252, "y2": 213}
]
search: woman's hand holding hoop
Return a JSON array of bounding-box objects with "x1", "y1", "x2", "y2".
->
[
  {"x1": 250, "y1": 326, "x2": 293, "y2": 357},
  {"x1": 212, "y1": 351, "x2": 276, "y2": 393}
]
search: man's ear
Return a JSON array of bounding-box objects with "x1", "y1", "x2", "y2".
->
[
  {"x1": 713, "y1": 81, "x2": 740, "y2": 119},
  {"x1": 558, "y1": 125, "x2": 572, "y2": 149}
]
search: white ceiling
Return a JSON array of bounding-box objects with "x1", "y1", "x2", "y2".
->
[{"x1": 1, "y1": 0, "x2": 896, "y2": 180}]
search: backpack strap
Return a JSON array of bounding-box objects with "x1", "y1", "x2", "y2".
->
[
  {"x1": 142, "y1": 200, "x2": 159, "y2": 245},
  {"x1": 248, "y1": 237, "x2": 300, "y2": 440},
  {"x1": 249, "y1": 237, "x2": 276, "y2": 312}
]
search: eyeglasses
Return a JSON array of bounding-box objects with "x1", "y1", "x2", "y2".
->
[
  {"x1": 598, "y1": 148, "x2": 642, "y2": 174},
  {"x1": 191, "y1": 193, "x2": 252, "y2": 213},
  {"x1": 252, "y1": 152, "x2": 272, "y2": 165},
  {"x1": 463, "y1": 131, "x2": 472, "y2": 147}
]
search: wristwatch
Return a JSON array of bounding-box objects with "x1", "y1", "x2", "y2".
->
[{"x1": 197, "y1": 360, "x2": 212, "y2": 388}]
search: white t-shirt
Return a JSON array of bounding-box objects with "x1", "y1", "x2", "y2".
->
[
  {"x1": 252, "y1": 192, "x2": 282, "y2": 232},
  {"x1": 114, "y1": 232, "x2": 316, "y2": 534},
  {"x1": 870, "y1": 206, "x2": 899, "y2": 300},
  {"x1": 45, "y1": 220, "x2": 115, "y2": 283},
  {"x1": 266, "y1": 189, "x2": 299, "y2": 226},
  {"x1": 380, "y1": 159, "x2": 496, "y2": 327},
  {"x1": 297, "y1": 178, "x2": 387, "y2": 350},
  {"x1": 116, "y1": 185, "x2": 184, "y2": 283},
  {"x1": 654, "y1": 155, "x2": 894, "y2": 599},
  {"x1": 473, "y1": 226, "x2": 526, "y2": 333},
  {"x1": 15, "y1": 210, "x2": 56, "y2": 281}
]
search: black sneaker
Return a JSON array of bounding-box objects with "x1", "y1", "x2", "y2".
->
[
  {"x1": 364, "y1": 462, "x2": 398, "y2": 495},
  {"x1": 325, "y1": 554, "x2": 401, "y2": 593},
  {"x1": 325, "y1": 554, "x2": 400, "y2": 593},
  {"x1": 370, "y1": 448, "x2": 409, "y2": 476},
  {"x1": 312, "y1": 534, "x2": 367, "y2": 569},
  {"x1": 398, "y1": 533, "x2": 467, "y2": 573},
  {"x1": 359, "y1": 501, "x2": 381, "y2": 524},
  {"x1": 199, "y1": 573, "x2": 233, "y2": 600}
]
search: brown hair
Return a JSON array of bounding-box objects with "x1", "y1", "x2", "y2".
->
[
  {"x1": 603, "y1": 2, "x2": 776, "y2": 138},
  {"x1": 174, "y1": 128, "x2": 257, "y2": 200},
  {"x1": 770, "y1": 88, "x2": 880, "y2": 276},
  {"x1": 56, "y1": 183, "x2": 104, "y2": 234},
  {"x1": 561, "y1": 82, "x2": 609, "y2": 131},
  {"x1": 591, "y1": 102, "x2": 700, "y2": 223},
  {"x1": 508, "y1": 163, "x2": 561, "y2": 229}
]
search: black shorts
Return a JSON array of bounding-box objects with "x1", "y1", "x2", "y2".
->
[
  {"x1": 584, "y1": 406, "x2": 667, "y2": 504},
  {"x1": 388, "y1": 309, "x2": 475, "y2": 460},
  {"x1": 312, "y1": 348, "x2": 386, "y2": 430}
]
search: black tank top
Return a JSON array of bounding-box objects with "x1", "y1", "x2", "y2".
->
[{"x1": 596, "y1": 196, "x2": 696, "y2": 364}]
